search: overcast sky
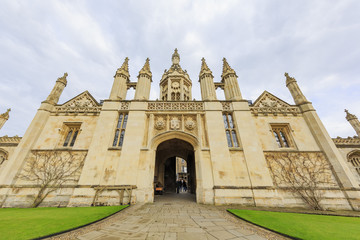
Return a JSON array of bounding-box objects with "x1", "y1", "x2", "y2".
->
[{"x1": 0, "y1": 0, "x2": 359, "y2": 138}]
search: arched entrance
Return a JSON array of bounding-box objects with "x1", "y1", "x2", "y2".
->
[{"x1": 154, "y1": 138, "x2": 196, "y2": 198}]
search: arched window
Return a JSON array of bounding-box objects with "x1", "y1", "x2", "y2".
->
[
  {"x1": 348, "y1": 151, "x2": 360, "y2": 176},
  {"x1": 223, "y1": 113, "x2": 239, "y2": 147},
  {"x1": 271, "y1": 124, "x2": 293, "y2": 148},
  {"x1": 0, "y1": 149, "x2": 8, "y2": 166},
  {"x1": 112, "y1": 113, "x2": 128, "y2": 147}
]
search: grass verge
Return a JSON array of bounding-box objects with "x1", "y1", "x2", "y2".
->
[
  {"x1": 0, "y1": 205, "x2": 128, "y2": 240},
  {"x1": 228, "y1": 209, "x2": 360, "y2": 240}
]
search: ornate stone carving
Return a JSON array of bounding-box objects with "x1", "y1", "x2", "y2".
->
[
  {"x1": 333, "y1": 136, "x2": 360, "y2": 146},
  {"x1": 0, "y1": 135, "x2": 22, "y2": 146},
  {"x1": 221, "y1": 102, "x2": 231, "y2": 111},
  {"x1": 250, "y1": 91, "x2": 300, "y2": 116},
  {"x1": 170, "y1": 116, "x2": 180, "y2": 130},
  {"x1": 148, "y1": 102, "x2": 204, "y2": 111},
  {"x1": 55, "y1": 91, "x2": 101, "y2": 115},
  {"x1": 154, "y1": 116, "x2": 166, "y2": 130},
  {"x1": 184, "y1": 117, "x2": 196, "y2": 130},
  {"x1": 120, "y1": 102, "x2": 130, "y2": 110}
]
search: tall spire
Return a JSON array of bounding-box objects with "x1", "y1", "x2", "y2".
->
[
  {"x1": 199, "y1": 58, "x2": 213, "y2": 78},
  {"x1": 115, "y1": 57, "x2": 130, "y2": 80},
  {"x1": 138, "y1": 58, "x2": 152, "y2": 79},
  {"x1": 172, "y1": 48, "x2": 180, "y2": 65},
  {"x1": 221, "y1": 58, "x2": 237, "y2": 80}
]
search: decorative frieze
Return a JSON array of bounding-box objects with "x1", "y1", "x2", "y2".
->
[
  {"x1": 333, "y1": 136, "x2": 360, "y2": 147},
  {"x1": 148, "y1": 102, "x2": 204, "y2": 111},
  {"x1": 250, "y1": 106, "x2": 300, "y2": 116},
  {"x1": 0, "y1": 135, "x2": 22, "y2": 146},
  {"x1": 153, "y1": 114, "x2": 197, "y2": 135},
  {"x1": 54, "y1": 91, "x2": 101, "y2": 115},
  {"x1": 251, "y1": 91, "x2": 300, "y2": 116}
]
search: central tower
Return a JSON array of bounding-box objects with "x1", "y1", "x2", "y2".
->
[{"x1": 160, "y1": 49, "x2": 192, "y2": 101}]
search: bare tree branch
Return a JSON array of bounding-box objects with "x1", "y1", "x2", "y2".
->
[
  {"x1": 265, "y1": 152, "x2": 335, "y2": 210},
  {"x1": 17, "y1": 150, "x2": 86, "y2": 208}
]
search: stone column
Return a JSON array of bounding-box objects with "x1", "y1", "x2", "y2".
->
[
  {"x1": 134, "y1": 58, "x2": 152, "y2": 100},
  {"x1": 109, "y1": 58, "x2": 129, "y2": 100},
  {"x1": 199, "y1": 58, "x2": 217, "y2": 101}
]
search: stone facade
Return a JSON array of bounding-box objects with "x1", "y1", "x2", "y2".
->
[{"x1": 0, "y1": 49, "x2": 359, "y2": 210}]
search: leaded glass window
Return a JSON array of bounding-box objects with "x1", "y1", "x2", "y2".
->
[
  {"x1": 113, "y1": 113, "x2": 128, "y2": 147},
  {"x1": 63, "y1": 124, "x2": 81, "y2": 147},
  {"x1": 271, "y1": 124, "x2": 292, "y2": 148},
  {"x1": 223, "y1": 113, "x2": 239, "y2": 147}
]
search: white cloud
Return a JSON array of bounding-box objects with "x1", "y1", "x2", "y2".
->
[{"x1": 0, "y1": 0, "x2": 359, "y2": 139}]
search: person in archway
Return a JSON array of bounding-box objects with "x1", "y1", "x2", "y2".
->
[
  {"x1": 176, "y1": 179, "x2": 182, "y2": 194},
  {"x1": 182, "y1": 179, "x2": 187, "y2": 192}
]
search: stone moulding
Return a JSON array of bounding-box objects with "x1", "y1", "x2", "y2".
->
[
  {"x1": 250, "y1": 106, "x2": 300, "y2": 116},
  {"x1": 333, "y1": 137, "x2": 360, "y2": 147},
  {"x1": 54, "y1": 106, "x2": 102, "y2": 115},
  {"x1": 148, "y1": 102, "x2": 204, "y2": 111},
  {"x1": 0, "y1": 135, "x2": 22, "y2": 143}
]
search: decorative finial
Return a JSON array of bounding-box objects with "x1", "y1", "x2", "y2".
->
[
  {"x1": 115, "y1": 57, "x2": 130, "y2": 79},
  {"x1": 172, "y1": 48, "x2": 180, "y2": 64},
  {"x1": 221, "y1": 58, "x2": 237, "y2": 79},
  {"x1": 138, "y1": 58, "x2": 152, "y2": 79},
  {"x1": 199, "y1": 58, "x2": 213, "y2": 78},
  {"x1": 57, "y1": 72, "x2": 68, "y2": 85},
  {"x1": 0, "y1": 108, "x2": 10, "y2": 120},
  {"x1": 345, "y1": 109, "x2": 357, "y2": 121},
  {"x1": 285, "y1": 72, "x2": 296, "y2": 85}
]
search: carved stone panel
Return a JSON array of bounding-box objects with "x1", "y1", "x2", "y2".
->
[{"x1": 153, "y1": 114, "x2": 197, "y2": 136}]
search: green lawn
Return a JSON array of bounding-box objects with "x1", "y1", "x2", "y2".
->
[
  {"x1": 0, "y1": 205, "x2": 128, "y2": 240},
  {"x1": 228, "y1": 209, "x2": 360, "y2": 240}
]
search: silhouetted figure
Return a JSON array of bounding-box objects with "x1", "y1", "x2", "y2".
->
[
  {"x1": 176, "y1": 179, "x2": 182, "y2": 194},
  {"x1": 182, "y1": 180, "x2": 187, "y2": 192}
]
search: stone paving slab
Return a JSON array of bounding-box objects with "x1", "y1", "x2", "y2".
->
[{"x1": 49, "y1": 193, "x2": 289, "y2": 240}]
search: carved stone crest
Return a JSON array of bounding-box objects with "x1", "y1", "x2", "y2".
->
[
  {"x1": 170, "y1": 117, "x2": 180, "y2": 130},
  {"x1": 184, "y1": 117, "x2": 196, "y2": 130},
  {"x1": 154, "y1": 117, "x2": 166, "y2": 130}
]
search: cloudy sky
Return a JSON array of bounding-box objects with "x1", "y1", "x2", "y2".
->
[{"x1": 0, "y1": 0, "x2": 359, "y2": 138}]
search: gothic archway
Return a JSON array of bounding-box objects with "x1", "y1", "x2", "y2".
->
[{"x1": 154, "y1": 138, "x2": 196, "y2": 198}]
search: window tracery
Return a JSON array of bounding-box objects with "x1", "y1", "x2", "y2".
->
[
  {"x1": 62, "y1": 124, "x2": 81, "y2": 147},
  {"x1": 113, "y1": 113, "x2": 128, "y2": 147},
  {"x1": 271, "y1": 124, "x2": 293, "y2": 148},
  {"x1": 222, "y1": 113, "x2": 239, "y2": 147},
  {"x1": 348, "y1": 152, "x2": 360, "y2": 176}
]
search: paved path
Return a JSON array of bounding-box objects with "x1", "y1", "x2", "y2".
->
[{"x1": 75, "y1": 193, "x2": 285, "y2": 240}]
